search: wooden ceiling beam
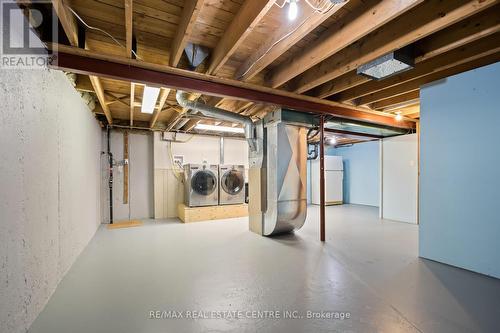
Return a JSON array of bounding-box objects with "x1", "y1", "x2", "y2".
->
[
  {"x1": 315, "y1": 6, "x2": 500, "y2": 99},
  {"x1": 52, "y1": 0, "x2": 113, "y2": 124},
  {"x1": 310, "y1": 74, "x2": 370, "y2": 99},
  {"x1": 336, "y1": 33, "x2": 500, "y2": 102},
  {"x1": 370, "y1": 91, "x2": 420, "y2": 110},
  {"x1": 414, "y1": 6, "x2": 500, "y2": 63},
  {"x1": 75, "y1": 75, "x2": 94, "y2": 92},
  {"x1": 268, "y1": 0, "x2": 423, "y2": 88},
  {"x1": 150, "y1": 88, "x2": 171, "y2": 128},
  {"x1": 356, "y1": 50, "x2": 500, "y2": 106},
  {"x1": 89, "y1": 75, "x2": 113, "y2": 124},
  {"x1": 170, "y1": 0, "x2": 204, "y2": 67},
  {"x1": 235, "y1": 1, "x2": 346, "y2": 81},
  {"x1": 206, "y1": 0, "x2": 275, "y2": 75},
  {"x1": 183, "y1": 119, "x2": 199, "y2": 132},
  {"x1": 125, "y1": 0, "x2": 133, "y2": 58},
  {"x1": 290, "y1": 0, "x2": 497, "y2": 94},
  {"x1": 52, "y1": 0, "x2": 78, "y2": 47},
  {"x1": 49, "y1": 45, "x2": 415, "y2": 129},
  {"x1": 129, "y1": 82, "x2": 135, "y2": 126}
]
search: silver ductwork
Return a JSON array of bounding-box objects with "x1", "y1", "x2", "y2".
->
[
  {"x1": 176, "y1": 91, "x2": 256, "y2": 151},
  {"x1": 176, "y1": 92, "x2": 311, "y2": 236},
  {"x1": 249, "y1": 110, "x2": 310, "y2": 236}
]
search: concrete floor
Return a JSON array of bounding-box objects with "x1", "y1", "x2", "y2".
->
[{"x1": 28, "y1": 205, "x2": 500, "y2": 333}]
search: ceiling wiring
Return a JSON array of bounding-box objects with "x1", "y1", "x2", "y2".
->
[
  {"x1": 66, "y1": 6, "x2": 142, "y2": 60},
  {"x1": 274, "y1": 0, "x2": 336, "y2": 14},
  {"x1": 238, "y1": 1, "x2": 337, "y2": 79}
]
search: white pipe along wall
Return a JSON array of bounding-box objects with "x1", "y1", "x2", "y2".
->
[
  {"x1": 0, "y1": 62, "x2": 102, "y2": 332},
  {"x1": 101, "y1": 130, "x2": 154, "y2": 222}
]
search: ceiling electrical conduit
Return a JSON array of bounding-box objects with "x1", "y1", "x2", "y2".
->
[{"x1": 176, "y1": 91, "x2": 257, "y2": 151}]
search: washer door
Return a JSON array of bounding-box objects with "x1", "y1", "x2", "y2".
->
[
  {"x1": 191, "y1": 170, "x2": 217, "y2": 195},
  {"x1": 221, "y1": 170, "x2": 244, "y2": 195}
]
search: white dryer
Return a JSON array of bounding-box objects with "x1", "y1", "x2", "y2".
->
[
  {"x1": 219, "y1": 165, "x2": 246, "y2": 205},
  {"x1": 184, "y1": 164, "x2": 219, "y2": 207}
]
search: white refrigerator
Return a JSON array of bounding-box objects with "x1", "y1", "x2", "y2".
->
[{"x1": 311, "y1": 156, "x2": 343, "y2": 205}]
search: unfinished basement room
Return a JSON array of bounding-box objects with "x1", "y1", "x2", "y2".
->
[{"x1": 1, "y1": 0, "x2": 500, "y2": 332}]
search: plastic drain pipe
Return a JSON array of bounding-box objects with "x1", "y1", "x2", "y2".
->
[{"x1": 176, "y1": 91, "x2": 257, "y2": 151}]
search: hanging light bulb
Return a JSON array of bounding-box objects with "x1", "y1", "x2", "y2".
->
[
  {"x1": 395, "y1": 112, "x2": 403, "y2": 121},
  {"x1": 326, "y1": 136, "x2": 337, "y2": 146},
  {"x1": 288, "y1": 0, "x2": 298, "y2": 21}
]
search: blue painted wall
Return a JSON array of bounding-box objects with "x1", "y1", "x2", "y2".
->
[
  {"x1": 420, "y1": 62, "x2": 500, "y2": 279},
  {"x1": 328, "y1": 140, "x2": 380, "y2": 206}
]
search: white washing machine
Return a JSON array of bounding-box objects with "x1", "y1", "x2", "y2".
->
[
  {"x1": 184, "y1": 164, "x2": 219, "y2": 207},
  {"x1": 219, "y1": 165, "x2": 246, "y2": 205}
]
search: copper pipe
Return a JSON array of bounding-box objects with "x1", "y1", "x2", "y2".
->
[{"x1": 319, "y1": 115, "x2": 326, "y2": 242}]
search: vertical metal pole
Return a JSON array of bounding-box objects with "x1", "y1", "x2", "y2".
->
[
  {"x1": 220, "y1": 136, "x2": 225, "y2": 165},
  {"x1": 107, "y1": 126, "x2": 114, "y2": 224},
  {"x1": 319, "y1": 116, "x2": 325, "y2": 242}
]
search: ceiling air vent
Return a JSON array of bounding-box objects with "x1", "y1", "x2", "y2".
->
[
  {"x1": 357, "y1": 47, "x2": 414, "y2": 80},
  {"x1": 183, "y1": 43, "x2": 210, "y2": 69}
]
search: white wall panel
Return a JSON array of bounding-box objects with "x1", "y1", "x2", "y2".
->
[{"x1": 382, "y1": 134, "x2": 418, "y2": 223}]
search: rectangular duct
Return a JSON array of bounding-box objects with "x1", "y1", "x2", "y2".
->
[{"x1": 249, "y1": 109, "x2": 310, "y2": 236}]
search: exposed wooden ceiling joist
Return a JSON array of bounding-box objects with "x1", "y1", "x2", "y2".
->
[
  {"x1": 125, "y1": 0, "x2": 133, "y2": 58},
  {"x1": 52, "y1": 0, "x2": 78, "y2": 47},
  {"x1": 49, "y1": 44, "x2": 415, "y2": 129},
  {"x1": 309, "y1": 74, "x2": 370, "y2": 101},
  {"x1": 150, "y1": 88, "x2": 171, "y2": 128},
  {"x1": 170, "y1": 0, "x2": 204, "y2": 67},
  {"x1": 355, "y1": 50, "x2": 500, "y2": 106},
  {"x1": 129, "y1": 82, "x2": 135, "y2": 126},
  {"x1": 336, "y1": 33, "x2": 500, "y2": 103},
  {"x1": 52, "y1": 0, "x2": 114, "y2": 124},
  {"x1": 206, "y1": 0, "x2": 275, "y2": 75},
  {"x1": 371, "y1": 91, "x2": 420, "y2": 110},
  {"x1": 89, "y1": 75, "x2": 113, "y2": 124},
  {"x1": 314, "y1": 5, "x2": 500, "y2": 99},
  {"x1": 43, "y1": 0, "x2": 499, "y2": 130},
  {"x1": 235, "y1": 0, "x2": 346, "y2": 81},
  {"x1": 289, "y1": 0, "x2": 497, "y2": 94},
  {"x1": 268, "y1": 0, "x2": 423, "y2": 88}
]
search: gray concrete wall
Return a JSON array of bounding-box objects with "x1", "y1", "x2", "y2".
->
[
  {"x1": 0, "y1": 67, "x2": 102, "y2": 332},
  {"x1": 101, "y1": 131, "x2": 154, "y2": 222}
]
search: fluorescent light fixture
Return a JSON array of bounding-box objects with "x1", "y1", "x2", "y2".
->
[
  {"x1": 357, "y1": 48, "x2": 414, "y2": 80},
  {"x1": 288, "y1": 0, "x2": 298, "y2": 21},
  {"x1": 141, "y1": 86, "x2": 161, "y2": 114},
  {"x1": 195, "y1": 123, "x2": 245, "y2": 134}
]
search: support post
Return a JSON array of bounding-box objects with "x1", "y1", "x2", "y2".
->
[
  {"x1": 107, "y1": 126, "x2": 114, "y2": 224},
  {"x1": 123, "y1": 131, "x2": 129, "y2": 204},
  {"x1": 319, "y1": 115, "x2": 325, "y2": 242}
]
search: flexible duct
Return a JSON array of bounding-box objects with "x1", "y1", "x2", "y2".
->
[{"x1": 176, "y1": 91, "x2": 257, "y2": 151}]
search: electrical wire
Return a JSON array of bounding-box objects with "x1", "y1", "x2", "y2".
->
[
  {"x1": 239, "y1": 0, "x2": 336, "y2": 79},
  {"x1": 274, "y1": 0, "x2": 287, "y2": 8},
  {"x1": 167, "y1": 133, "x2": 195, "y2": 181},
  {"x1": 67, "y1": 6, "x2": 142, "y2": 60},
  {"x1": 304, "y1": 0, "x2": 333, "y2": 13},
  {"x1": 274, "y1": 0, "x2": 335, "y2": 14}
]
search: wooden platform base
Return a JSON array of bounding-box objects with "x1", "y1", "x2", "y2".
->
[
  {"x1": 107, "y1": 220, "x2": 143, "y2": 229},
  {"x1": 178, "y1": 203, "x2": 248, "y2": 223}
]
